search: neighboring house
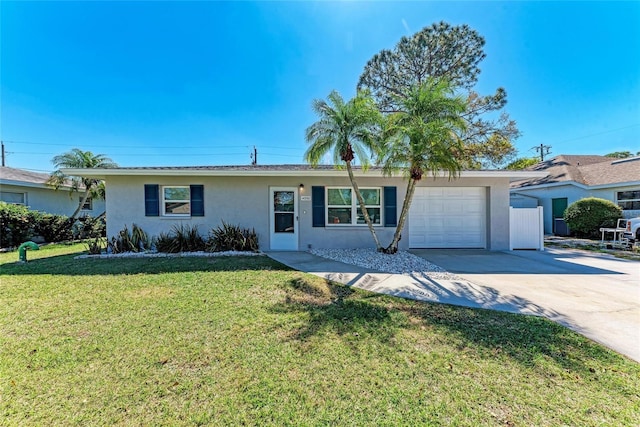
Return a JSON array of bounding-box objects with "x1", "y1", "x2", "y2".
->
[
  {"x1": 510, "y1": 155, "x2": 640, "y2": 234},
  {"x1": 0, "y1": 166, "x2": 105, "y2": 216},
  {"x1": 62, "y1": 165, "x2": 545, "y2": 251}
]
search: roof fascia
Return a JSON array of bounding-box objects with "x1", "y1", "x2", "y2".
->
[
  {"x1": 511, "y1": 180, "x2": 640, "y2": 192},
  {"x1": 60, "y1": 168, "x2": 548, "y2": 181},
  {"x1": 0, "y1": 179, "x2": 72, "y2": 190}
]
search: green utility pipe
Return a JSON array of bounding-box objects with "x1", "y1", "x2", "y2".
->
[{"x1": 18, "y1": 241, "x2": 39, "y2": 262}]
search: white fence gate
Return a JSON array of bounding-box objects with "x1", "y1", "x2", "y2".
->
[{"x1": 510, "y1": 207, "x2": 544, "y2": 250}]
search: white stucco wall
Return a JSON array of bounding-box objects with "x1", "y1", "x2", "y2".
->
[
  {"x1": 0, "y1": 183, "x2": 105, "y2": 217},
  {"x1": 105, "y1": 174, "x2": 514, "y2": 251}
]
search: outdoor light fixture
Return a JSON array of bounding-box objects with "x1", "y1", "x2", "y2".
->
[{"x1": 299, "y1": 183, "x2": 304, "y2": 190}]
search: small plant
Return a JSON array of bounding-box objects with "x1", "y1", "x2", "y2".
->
[
  {"x1": 207, "y1": 221, "x2": 259, "y2": 252},
  {"x1": 131, "y1": 223, "x2": 151, "y2": 251},
  {"x1": 154, "y1": 224, "x2": 205, "y2": 253},
  {"x1": 564, "y1": 197, "x2": 623, "y2": 238},
  {"x1": 107, "y1": 224, "x2": 152, "y2": 254},
  {"x1": 154, "y1": 231, "x2": 175, "y2": 253},
  {"x1": 84, "y1": 237, "x2": 105, "y2": 255}
]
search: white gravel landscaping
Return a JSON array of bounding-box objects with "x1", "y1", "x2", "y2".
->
[{"x1": 310, "y1": 248, "x2": 460, "y2": 280}]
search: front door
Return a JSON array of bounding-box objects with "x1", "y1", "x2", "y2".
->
[
  {"x1": 270, "y1": 187, "x2": 298, "y2": 250},
  {"x1": 552, "y1": 197, "x2": 568, "y2": 234}
]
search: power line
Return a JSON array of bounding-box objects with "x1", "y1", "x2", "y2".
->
[
  {"x1": 1, "y1": 139, "x2": 306, "y2": 151},
  {"x1": 4, "y1": 123, "x2": 638, "y2": 151},
  {"x1": 0, "y1": 140, "x2": 259, "y2": 150},
  {"x1": 553, "y1": 123, "x2": 640, "y2": 144},
  {"x1": 10, "y1": 151, "x2": 253, "y2": 157},
  {"x1": 8, "y1": 150, "x2": 302, "y2": 159}
]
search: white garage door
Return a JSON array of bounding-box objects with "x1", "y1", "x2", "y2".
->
[{"x1": 409, "y1": 187, "x2": 486, "y2": 248}]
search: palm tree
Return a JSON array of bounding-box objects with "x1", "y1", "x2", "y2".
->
[
  {"x1": 304, "y1": 90, "x2": 385, "y2": 251},
  {"x1": 47, "y1": 148, "x2": 118, "y2": 219},
  {"x1": 381, "y1": 78, "x2": 468, "y2": 253}
]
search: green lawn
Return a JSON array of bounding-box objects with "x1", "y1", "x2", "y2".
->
[{"x1": 1, "y1": 243, "x2": 639, "y2": 426}]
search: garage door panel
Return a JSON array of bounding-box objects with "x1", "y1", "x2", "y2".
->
[{"x1": 409, "y1": 187, "x2": 486, "y2": 249}]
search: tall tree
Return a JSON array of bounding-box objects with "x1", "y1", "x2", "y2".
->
[
  {"x1": 358, "y1": 21, "x2": 519, "y2": 169},
  {"x1": 304, "y1": 90, "x2": 385, "y2": 251},
  {"x1": 604, "y1": 151, "x2": 634, "y2": 159},
  {"x1": 47, "y1": 148, "x2": 117, "y2": 219},
  {"x1": 505, "y1": 157, "x2": 539, "y2": 170},
  {"x1": 380, "y1": 79, "x2": 468, "y2": 253}
]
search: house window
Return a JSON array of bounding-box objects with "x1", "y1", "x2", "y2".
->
[
  {"x1": 162, "y1": 186, "x2": 191, "y2": 216},
  {"x1": 617, "y1": 190, "x2": 640, "y2": 210},
  {"x1": 80, "y1": 197, "x2": 93, "y2": 211},
  {"x1": 326, "y1": 187, "x2": 381, "y2": 225},
  {"x1": 0, "y1": 191, "x2": 26, "y2": 205}
]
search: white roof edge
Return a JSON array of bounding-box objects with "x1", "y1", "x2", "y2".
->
[
  {"x1": 511, "y1": 180, "x2": 640, "y2": 192},
  {"x1": 61, "y1": 168, "x2": 548, "y2": 181},
  {"x1": 0, "y1": 179, "x2": 73, "y2": 190}
]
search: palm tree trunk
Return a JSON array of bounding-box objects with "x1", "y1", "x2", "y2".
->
[
  {"x1": 71, "y1": 189, "x2": 90, "y2": 219},
  {"x1": 346, "y1": 162, "x2": 383, "y2": 251},
  {"x1": 384, "y1": 177, "x2": 418, "y2": 254}
]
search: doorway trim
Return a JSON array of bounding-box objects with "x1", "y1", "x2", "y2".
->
[{"x1": 269, "y1": 187, "x2": 298, "y2": 250}]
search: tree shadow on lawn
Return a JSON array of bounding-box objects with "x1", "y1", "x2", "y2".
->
[
  {"x1": 0, "y1": 253, "x2": 289, "y2": 276},
  {"x1": 271, "y1": 277, "x2": 397, "y2": 348},
  {"x1": 273, "y1": 275, "x2": 629, "y2": 374}
]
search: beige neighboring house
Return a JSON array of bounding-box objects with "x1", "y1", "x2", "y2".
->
[
  {"x1": 62, "y1": 164, "x2": 545, "y2": 251},
  {"x1": 0, "y1": 166, "x2": 105, "y2": 216},
  {"x1": 510, "y1": 155, "x2": 640, "y2": 234}
]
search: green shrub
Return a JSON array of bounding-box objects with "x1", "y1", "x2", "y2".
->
[
  {"x1": 564, "y1": 197, "x2": 623, "y2": 238},
  {"x1": 154, "y1": 224, "x2": 205, "y2": 253},
  {"x1": 32, "y1": 212, "x2": 73, "y2": 243},
  {"x1": 207, "y1": 221, "x2": 259, "y2": 252},
  {"x1": 73, "y1": 216, "x2": 106, "y2": 240},
  {"x1": 0, "y1": 202, "x2": 34, "y2": 248},
  {"x1": 0, "y1": 203, "x2": 104, "y2": 247}
]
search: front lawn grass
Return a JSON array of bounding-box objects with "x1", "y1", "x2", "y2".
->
[{"x1": 1, "y1": 243, "x2": 639, "y2": 426}]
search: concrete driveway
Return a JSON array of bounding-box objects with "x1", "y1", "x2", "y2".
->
[
  {"x1": 411, "y1": 248, "x2": 640, "y2": 362},
  {"x1": 268, "y1": 247, "x2": 639, "y2": 362}
]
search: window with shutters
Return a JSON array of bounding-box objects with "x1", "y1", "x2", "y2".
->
[
  {"x1": 162, "y1": 186, "x2": 190, "y2": 216},
  {"x1": 326, "y1": 187, "x2": 381, "y2": 226}
]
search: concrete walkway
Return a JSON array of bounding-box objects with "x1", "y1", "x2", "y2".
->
[{"x1": 267, "y1": 248, "x2": 640, "y2": 362}]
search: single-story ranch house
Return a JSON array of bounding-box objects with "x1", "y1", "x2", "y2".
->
[
  {"x1": 510, "y1": 155, "x2": 640, "y2": 234},
  {"x1": 62, "y1": 165, "x2": 546, "y2": 251},
  {"x1": 0, "y1": 166, "x2": 105, "y2": 216}
]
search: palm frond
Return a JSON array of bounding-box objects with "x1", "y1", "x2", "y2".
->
[
  {"x1": 305, "y1": 90, "x2": 383, "y2": 167},
  {"x1": 379, "y1": 77, "x2": 468, "y2": 180}
]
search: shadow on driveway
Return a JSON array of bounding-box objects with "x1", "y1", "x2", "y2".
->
[{"x1": 410, "y1": 248, "x2": 631, "y2": 275}]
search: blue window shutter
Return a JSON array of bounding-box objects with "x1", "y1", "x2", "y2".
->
[
  {"x1": 312, "y1": 186, "x2": 325, "y2": 227},
  {"x1": 384, "y1": 186, "x2": 397, "y2": 227},
  {"x1": 190, "y1": 185, "x2": 204, "y2": 217},
  {"x1": 144, "y1": 184, "x2": 159, "y2": 217}
]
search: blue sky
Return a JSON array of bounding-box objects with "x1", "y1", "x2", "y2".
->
[{"x1": 1, "y1": 1, "x2": 638, "y2": 172}]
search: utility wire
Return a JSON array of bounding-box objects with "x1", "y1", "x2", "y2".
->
[
  {"x1": 553, "y1": 123, "x2": 640, "y2": 144},
  {"x1": 10, "y1": 151, "x2": 302, "y2": 158},
  {"x1": 1, "y1": 140, "x2": 304, "y2": 151}
]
